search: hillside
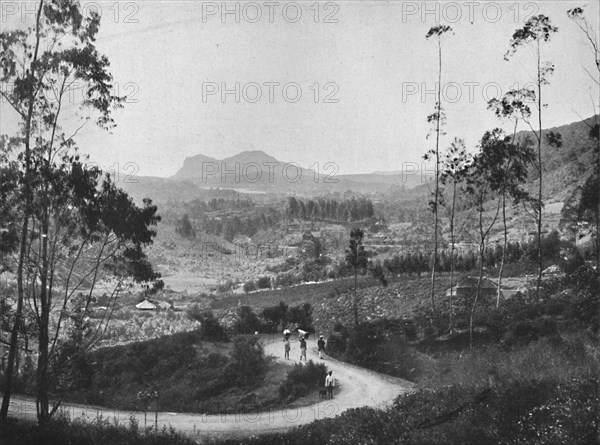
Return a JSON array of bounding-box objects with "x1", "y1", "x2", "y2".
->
[{"x1": 515, "y1": 114, "x2": 598, "y2": 203}]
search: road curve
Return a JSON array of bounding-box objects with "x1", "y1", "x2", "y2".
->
[{"x1": 5, "y1": 338, "x2": 414, "y2": 439}]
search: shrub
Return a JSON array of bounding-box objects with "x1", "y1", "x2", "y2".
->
[
  {"x1": 278, "y1": 360, "x2": 327, "y2": 401},
  {"x1": 513, "y1": 379, "x2": 599, "y2": 444},
  {"x1": 234, "y1": 306, "x2": 262, "y2": 334},
  {"x1": 325, "y1": 321, "x2": 421, "y2": 380},
  {"x1": 217, "y1": 279, "x2": 236, "y2": 293},
  {"x1": 185, "y1": 307, "x2": 228, "y2": 341},
  {"x1": 225, "y1": 336, "x2": 267, "y2": 386},
  {"x1": 257, "y1": 276, "x2": 271, "y2": 289},
  {"x1": 175, "y1": 213, "x2": 195, "y2": 239},
  {"x1": 274, "y1": 271, "x2": 296, "y2": 287},
  {"x1": 260, "y1": 301, "x2": 288, "y2": 330},
  {"x1": 1, "y1": 416, "x2": 198, "y2": 445},
  {"x1": 243, "y1": 280, "x2": 257, "y2": 293},
  {"x1": 288, "y1": 302, "x2": 313, "y2": 331}
]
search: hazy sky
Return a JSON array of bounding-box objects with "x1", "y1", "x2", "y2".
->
[{"x1": 1, "y1": 1, "x2": 599, "y2": 178}]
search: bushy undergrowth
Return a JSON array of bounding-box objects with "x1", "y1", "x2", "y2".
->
[
  {"x1": 216, "y1": 378, "x2": 599, "y2": 445},
  {"x1": 326, "y1": 320, "x2": 423, "y2": 380},
  {"x1": 1, "y1": 415, "x2": 196, "y2": 445},
  {"x1": 96, "y1": 310, "x2": 201, "y2": 347},
  {"x1": 24, "y1": 333, "x2": 269, "y2": 414},
  {"x1": 469, "y1": 267, "x2": 599, "y2": 345},
  {"x1": 278, "y1": 360, "x2": 327, "y2": 401},
  {"x1": 185, "y1": 306, "x2": 229, "y2": 341},
  {"x1": 417, "y1": 332, "x2": 600, "y2": 388}
]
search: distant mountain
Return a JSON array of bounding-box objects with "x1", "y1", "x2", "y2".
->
[
  {"x1": 175, "y1": 150, "x2": 285, "y2": 180},
  {"x1": 170, "y1": 149, "x2": 429, "y2": 196},
  {"x1": 221, "y1": 150, "x2": 281, "y2": 166},
  {"x1": 119, "y1": 115, "x2": 597, "y2": 205},
  {"x1": 173, "y1": 153, "x2": 219, "y2": 178}
]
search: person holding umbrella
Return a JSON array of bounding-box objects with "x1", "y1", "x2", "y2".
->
[
  {"x1": 299, "y1": 335, "x2": 307, "y2": 361},
  {"x1": 283, "y1": 329, "x2": 291, "y2": 359}
]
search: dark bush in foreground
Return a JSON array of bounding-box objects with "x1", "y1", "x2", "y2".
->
[
  {"x1": 235, "y1": 306, "x2": 262, "y2": 334},
  {"x1": 0, "y1": 415, "x2": 196, "y2": 445},
  {"x1": 279, "y1": 360, "x2": 327, "y2": 401},
  {"x1": 185, "y1": 307, "x2": 229, "y2": 341},
  {"x1": 225, "y1": 336, "x2": 267, "y2": 386}
]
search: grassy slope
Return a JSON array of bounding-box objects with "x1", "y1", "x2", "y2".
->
[{"x1": 66, "y1": 332, "x2": 300, "y2": 415}]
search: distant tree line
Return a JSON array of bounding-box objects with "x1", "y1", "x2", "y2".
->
[
  {"x1": 287, "y1": 197, "x2": 375, "y2": 222},
  {"x1": 201, "y1": 209, "x2": 281, "y2": 241},
  {"x1": 260, "y1": 301, "x2": 314, "y2": 332},
  {"x1": 186, "y1": 197, "x2": 254, "y2": 215},
  {"x1": 381, "y1": 231, "x2": 582, "y2": 276},
  {"x1": 174, "y1": 198, "x2": 283, "y2": 242}
]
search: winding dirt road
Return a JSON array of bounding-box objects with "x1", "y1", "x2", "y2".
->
[{"x1": 5, "y1": 339, "x2": 413, "y2": 440}]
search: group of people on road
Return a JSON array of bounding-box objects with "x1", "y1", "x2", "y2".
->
[
  {"x1": 283, "y1": 329, "x2": 335, "y2": 398},
  {"x1": 283, "y1": 329, "x2": 326, "y2": 361}
]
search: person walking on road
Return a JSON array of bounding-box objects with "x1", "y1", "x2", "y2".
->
[
  {"x1": 283, "y1": 337, "x2": 290, "y2": 360},
  {"x1": 317, "y1": 335, "x2": 326, "y2": 359},
  {"x1": 299, "y1": 336, "x2": 307, "y2": 361},
  {"x1": 325, "y1": 371, "x2": 335, "y2": 398}
]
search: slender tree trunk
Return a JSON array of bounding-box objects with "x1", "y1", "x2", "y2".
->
[
  {"x1": 497, "y1": 118, "x2": 520, "y2": 309},
  {"x1": 497, "y1": 192, "x2": 507, "y2": 308},
  {"x1": 0, "y1": 0, "x2": 45, "y2": 422},
  {"x1": 36, "y1": 312, "x2": 50, "y2": 424},
  {"x1": 155, "y1": 397, "x2": 159, "y2": 434},
  {"x1": 470, "y1": 242, "x2": 485, "y2": 351},
  {"x1": 470, "y1": 205, "x2": 486, "y2": 351},
  {"x1": 596, "y1": 119, "x2": 600, "y2": 271},
  {"x1": 430, "y1": 38, "x2": 443, "y2": 316},
  {"x1": 0, "y1": 218, "x2": 28, "y2": 421},
  {"x1": 449, "y1": 180, "x2": 457, "y2": 333},
  {"x1": 536, "y1": 41, "x2": 543, "y2": 299},
  {"x1": 353, "y1": 269, "x2": 359, "y2": 325},
  {"x1": 36, "y1": 211, "x2": 51, "y2": 425}
]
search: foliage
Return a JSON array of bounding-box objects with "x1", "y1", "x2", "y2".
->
[
  {"x1": 326, "y1": 320, "x2": 422, "y2": 380},
  {"x1": 261, "y1": 301, "x2": 289, "y2": 329},
  {"x1": 175, "y1": 214, "x2": 195, "y2": 239},
  {"x1": 258, "y1": 300, "x2": 314, "y2": 332},
  {"x1": 95, "y1": 311, "x2": 201, "y2": 347},
  {"x1": 243, "y1": 280, "x2": 258, "y2": 293},
  {"x1": 225, "y1": 336, "x2": 267, "y2": 386},
  {"x1": 1, "y1": 416, "x2": 197, "y2": 445},
  {"x1": 193, "y1": 198, "x2": 281, "y2": 241},
  {"x1": 6, "y1": 331, "x2": 270, "y2": 415},
  {"x1": 278, "y1": 360, "x2": 327, "y2": 401},
  {"x1": 185, "y1": 306, "x2": 228, "y2": 341},
  {"x1": 257, "y1": 276, "x2": 272, "y2": 289},
  {"x1": 0, "y1": 0, "x2": 163, "y2": 423},
  {"x1": 346, "y1": 228, "x2": 368, "y2": 325},
  {"x1": 505, "y1": 14, "x2": 559, "y2": 300},
  {"x1": 234, "y1": 306, "x2": 262, "y2": 334},
  {"x1": 287, "y1": 196, "x2": 375, "y2": 222},
  {"x1": 418, "y1": 333, "x2": 599, "y2": 389},
  {"x1": 216, "y1": 376, "x2": 598, "y2": 445},
  {"x1": 288, "y1": 302, "x2": 314, "y2": 331}
]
